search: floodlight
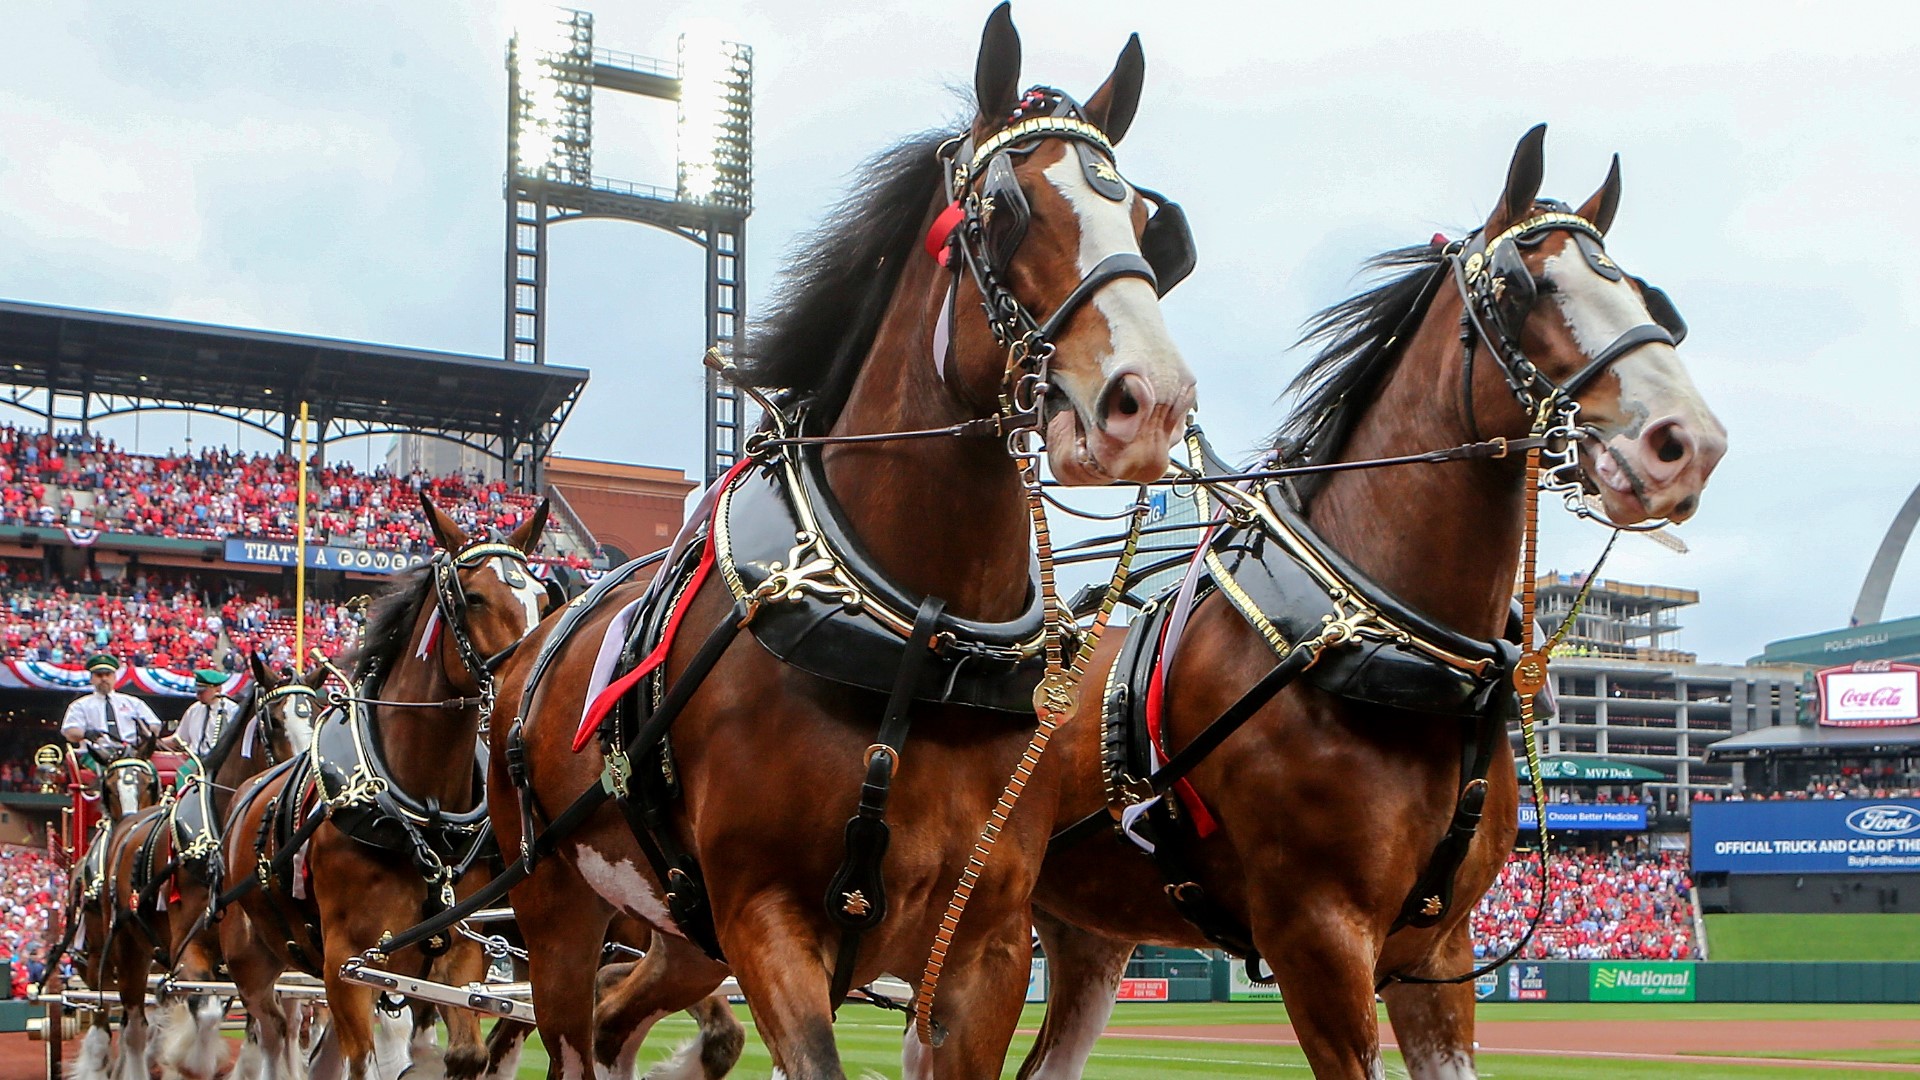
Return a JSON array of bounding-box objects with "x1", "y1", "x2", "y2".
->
[
  {"x1": 677, "y1": 31, "x2": 753, "y2": 208},
  {"x1": 511, "y1": 5, "x2": 593, "y2": 185}
]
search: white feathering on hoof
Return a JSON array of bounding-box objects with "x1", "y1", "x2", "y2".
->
[
  {"x1": 231, "y1": 1032, "x2": 265, "y2": 1080},
  {"x1": 400, "y1": 1023, "x2": 448, "y2": 1080},
  {"x1": 69, "y1": 1025, "x2": 112, "y2": 1080},
  {"x1": 640, "y1": 1034, "x2": 705, "y2": 1080},
  {"x1": 480, "y1": 1041, "x2": 523, "y2": 1080},
  {"x1": 372, "y1": 1011, "x2": 413, "y2": 1080},
  {"x1": 180, "y1": 997, "x2": 230, "y2": 1080}
]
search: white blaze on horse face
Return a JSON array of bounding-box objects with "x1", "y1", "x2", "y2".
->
[
  {"x1": 114, "y1": 767, "x2": 144, "y2": 818},
  {"x1": 485, "y1": 556, "x2": 546, "y2": 636},
  {"x1": 1543, "y1": 245, "x2": 1725, "y2": 518},
  {"x1": 1040, "y1": 151, "x2": 1193, "y2": 481},
  {"x1": 572, "y1": 844, "x2": 684, "y2": 938}
]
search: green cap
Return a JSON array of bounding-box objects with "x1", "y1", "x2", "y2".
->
[
  {"x1": 193, "y1": 669, "x2": 229, "y2": 688},
  {"x1": 85, "y1": 654, "x2": 120, "y2": 675}
]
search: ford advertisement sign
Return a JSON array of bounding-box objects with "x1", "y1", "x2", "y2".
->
[{"x1": 1692, "y1": 798, "x2": 1920, "y2": 874}]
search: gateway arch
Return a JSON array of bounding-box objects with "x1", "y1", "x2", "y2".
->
[{"x1": 1853, "y1": 483, "x2": 1920, "y2": 627}]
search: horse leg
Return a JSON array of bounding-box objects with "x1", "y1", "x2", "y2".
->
[
  {"x1": 478, "y1": 1020, "x2": 530, "y2": 1080},
  {"x1": 1380, "y1": 926, "x2": 1479, "y2": 1080},
  {"x1": 222, "y1": 925, "x2": 296, "y2": 1080},
  {"x1": 433, "y1": 937, "x2": 492, "y2": 1080},
  {"x1": 720, "y1": 896, "x2": 842, "y2": 1080},
  {"x1": 1013, "y1": 909, "x2": 1132, "y2": 1080},
  {"x1": 109, "y1": 925, "x2": 152, "y2": 1080},
  {"x1": 319, "y1": 971, "x2": 386, "y2": 1080},
  {"x1": 161, "y1": 912, "x2": 229, "y2": 1080},
  {"x1": 907, "y1": 913, "x2": 1032, "y2": 1080},
  {"x1": 517, "y1": 864, "x2": 614, "y2": 1080},
  {"x1": 591, "y1": 936, "x2": 733, "y2": 1079},
  {"x1": 405, "y1": 1000, "x2": 445, "y2": 1080},
  {"x1": 1262, "y1": 908, "x2": 1388, "y2": 1080}
]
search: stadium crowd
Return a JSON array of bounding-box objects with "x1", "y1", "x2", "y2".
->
[
  {"x1": 0, "y1": 425, "x2": 560, "y2": 552},
  {"x1": 0, "y1": 561, "x2": 364, "y2": 672},
  {"x1": 1, "y1": 845, "x2": 64, "y2": 998},
  {"x1": 1472, "y1": 844, "x2": 1697, "y2": 960}
]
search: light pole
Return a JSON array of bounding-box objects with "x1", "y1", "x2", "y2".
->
[{"x1": 505, "y1": 6, "x2": 753, "y2": 485}]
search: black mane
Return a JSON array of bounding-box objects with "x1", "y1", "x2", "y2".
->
[
  {"x1": 348, "y1": 566, "x2": 432, "y2": 685},
  {"x1": 738, "y1": 129, "x2": 952, "y2": 423},
  {"x1": 1273, "y1": 241, "x2": 1450, "y2": 503}
]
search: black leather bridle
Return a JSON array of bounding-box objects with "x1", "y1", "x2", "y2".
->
[
  {"x1": 926, "y1": 87, "x2": 1195, "y2": 427},
  {"x1": 1453, "y1": 203, "x2": 1688, "y2": 437}
]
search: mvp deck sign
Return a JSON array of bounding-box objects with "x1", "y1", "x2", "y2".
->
[{"x1": 1590, "y1": 962, "x2": 1695, "y2": 1001}]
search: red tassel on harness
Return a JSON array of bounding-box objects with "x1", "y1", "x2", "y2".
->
[
  {"x1": 571, "y1": 456, "x2": 755, "y2": 752},
  {"x1": 1145, "y1": 612, "x2": 1218, "y2": 837},
  {"x1": 925, "y1": 202, "x2": 964, "y2": 266}
]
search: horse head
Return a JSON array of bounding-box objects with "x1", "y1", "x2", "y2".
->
[
  {"x1": 1468, "y1": 125, "x2": 1727, "y2": 523},
  {"x1": 416, "y1": 494, "x2": 551, "y2": 691},
  {"x1": 939, "y1": 4, "x2": 1197, "y2": 484},
  {"x1": 101, "y1": 751, "x2": 159, "y2": 821},
  {"x1": 247, "y1": 651, "x2": 326, "y2": 762}
]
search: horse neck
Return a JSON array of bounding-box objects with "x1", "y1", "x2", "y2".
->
[
  {"x1": 821, "y1": 253, "x2": 1032, "y2": 623},
  {"x1": 371, "y1": 607, "x2": 480, "y2": 809},
  {"x1": 1305, "y1": 299, "x2": 1528, "y2": 640}
]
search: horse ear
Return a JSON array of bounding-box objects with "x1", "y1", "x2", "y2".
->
[
  {"x1": 1492, "y1": 123, "x2": 1548, "y2": 231},
  {"x1": 506, "y1": 499, "x2": 550, "y2": 556},
  {"x1": 248, "y1": 651, "x2": 276, "y2": 688},
  {"x1": 974, "y1": 2, "x2": 1022, "y2": 126},
  {"x1": 1083, "y1": 34, "x2": 1145, "y2": 145},
  {"x1": 1577, "y1": 153, "x2": 1622, "y2": 235},
  {"x1": 418, "y1": 493, "x2": 469, "y2": 553},
  {"x1": 303, "y1": 663, "x2": 329, "y2": 691}
]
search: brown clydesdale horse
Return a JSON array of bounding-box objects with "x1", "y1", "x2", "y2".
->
[
  {"x1": 66, "y1": 735, "x2": 167, "y2": 1080},
  {"x1": 218, "y1": 500, "x2": 550, "y2": 1080},
  {"x1": 487, "y1": 6, "x2": 1195, "y2": 1078},
  {"x1": 114, "y1": 655, "x2": 326, "y2": 1080},
  {"x1": 1019, "y1": 127, "x2": 1725, "y2": 1079}
]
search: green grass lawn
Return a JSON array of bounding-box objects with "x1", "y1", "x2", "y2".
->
[
  {"x1": 505, "y1": 1001, "x2": 1920, "y2": 1079},
  {"x1": 1706, "y1": 913, "x2": 1920, "y2": 961}
]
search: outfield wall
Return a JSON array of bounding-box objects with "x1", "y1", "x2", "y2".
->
[{"x1": 1115, "y1": 958, "x2": 1920, "y2": 1004}]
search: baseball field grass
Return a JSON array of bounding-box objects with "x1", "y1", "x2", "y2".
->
[
  {"x1": 1706, "y1": 914, "x2": 1920, "y2": 961},
  {"x1": 511, "y1": 1001, "x2": 1920, "y2": 1078}
]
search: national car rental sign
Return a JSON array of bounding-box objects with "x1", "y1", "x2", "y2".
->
[{"x1": 1817, "y1": 661, "x2": 1920, "y2": 727}]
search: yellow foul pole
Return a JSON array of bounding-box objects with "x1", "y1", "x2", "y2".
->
[{"x1": 295, "y1": 401, "x2": 310, "y2": 664}]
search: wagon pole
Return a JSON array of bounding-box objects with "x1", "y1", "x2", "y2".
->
[{"x1": 296, "y1": 401, "x2": 310, "y2": 664}]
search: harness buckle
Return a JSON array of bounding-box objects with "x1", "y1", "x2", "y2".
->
[{"x1": 601, "y1": 749, "x2": 632, "y2": 800}]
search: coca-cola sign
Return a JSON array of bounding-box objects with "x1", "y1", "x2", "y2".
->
[{"x1": 1818, "y1": 664, "x2": 1920, "y2": 727}]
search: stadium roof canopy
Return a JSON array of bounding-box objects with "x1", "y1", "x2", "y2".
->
[
  {"x1": 0, "y1": 299, "x2": 587, "y2": 454},
  {"x1": 1706, "y1": 722, "x2": 1920, "y2": 761}
]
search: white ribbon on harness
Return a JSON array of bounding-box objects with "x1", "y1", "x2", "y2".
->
[
  {"x1": 577, "y1": 595, "x2": 649, "y2": 733},
  {"x1": 415, "y1": 606, "x2": 443, "y2": 662},
  {"x1": 1118, "y1": 797, "x2": 1161, "y2": 854}
]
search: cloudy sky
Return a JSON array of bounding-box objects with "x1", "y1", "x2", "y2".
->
[{"x1": 2, "y1": 1, "x2": 1916, "y2": 664}]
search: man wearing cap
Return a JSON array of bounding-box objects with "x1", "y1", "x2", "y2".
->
[
  {"x1": 60, "y1": 654, "x2": 162, "y2": 766},
  {"x1": 165, "y1": 669, "x2": 236, "y2": 760}
]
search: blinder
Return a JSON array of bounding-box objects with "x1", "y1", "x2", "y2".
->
[{"x1": 1458, "y1": 206, "x2": 1690, "y2": 415}]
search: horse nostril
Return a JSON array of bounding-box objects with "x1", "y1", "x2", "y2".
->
[
  {"x1": 1115, "y1": 385, "x2": 1140, "y2": 418},
  {"x1": 1655, "y1": 431, "x2": 1685, "y2": 464}
]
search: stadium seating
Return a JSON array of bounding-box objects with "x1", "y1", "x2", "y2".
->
[{"x1": 1472, "y1": 845, "x2": 1698, "y2": 960}]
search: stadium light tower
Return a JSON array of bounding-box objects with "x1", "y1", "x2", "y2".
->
[{"x1": 505, "y1": 6, "x2": 753, "y2": 484}]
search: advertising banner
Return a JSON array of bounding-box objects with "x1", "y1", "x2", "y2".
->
[
  {"x1": 1519, "y1": 804, "x2": 1648, "y2": 831},
  {"x1": 1228, "y1": 964, "x2": 1282, "y2": 1001},
  {"x1": 224, "y1": 538, "x2": 431, "y2": 575},
  {"x1": 1692, "y1": 798, "x2": 1920, "y2": 874},
  {"x1": 1473, "y1": 970, "x2": 1500, "y2": 1001},
  {"x1": 1818, "y1": 663, "x2": 1920, "y2": 727},
  {"x1": 1506, "y1": 962, "x2": 1547, "y2": 1001},
  {"x1": 1115, "y1": 978, "x2": 1169, "y2": 1002},
  {"x1": 1590, "y1": 962, "x2": 1695, "y2": 1001}
]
